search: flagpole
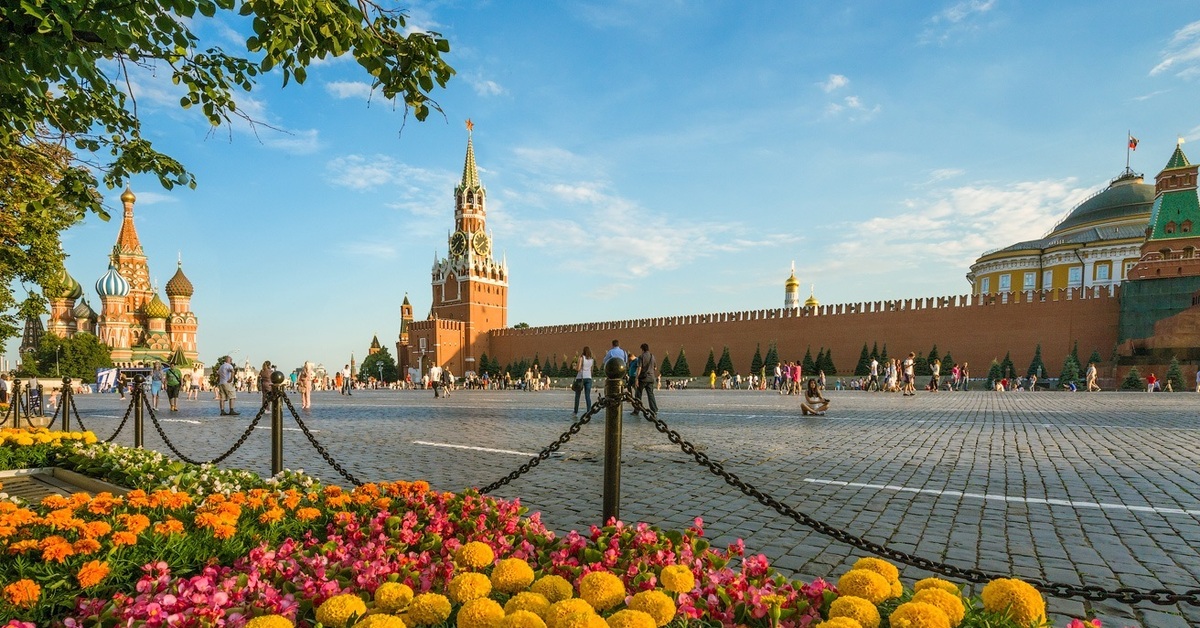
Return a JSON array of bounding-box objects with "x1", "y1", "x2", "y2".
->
[{"x1": 1126, "y1": 130, "x2": 1131, "y2": 170}]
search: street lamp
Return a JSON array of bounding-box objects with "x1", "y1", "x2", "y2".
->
[
  {"x1": 56, "y1": 346, "x2": 61, "y2": 376},
  {"x1": 377, "y1": 363, "x2": 383, "y2": 387}
]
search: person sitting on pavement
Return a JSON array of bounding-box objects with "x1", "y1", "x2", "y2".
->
[{"x1": 801, "y1": 378, "x2": 830, "y2": 416}]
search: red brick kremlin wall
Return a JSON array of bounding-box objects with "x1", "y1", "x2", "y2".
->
[{"x1": 488, "y1": 287, "x2": 1120, "y2": 380}]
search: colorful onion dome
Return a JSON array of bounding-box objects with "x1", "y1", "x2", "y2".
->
[
  {"x1": 120, "y1": 186, "x2": 136, "y2": 204},
  {"x1": 46, "y1": 267, "x2": 84, "y2": 300},
  {"x1": 165, "y1": 262, "x2": 194, "y2": 297},
  {"x1": 143, "y1": 293, "x2": 170, "y2": 319},
  {"x1": 95, "y1": 264, "x2": 130, "y2": 297},
  {"x1": 72, "y1": 298, "x2": 97, "y2": 320}
]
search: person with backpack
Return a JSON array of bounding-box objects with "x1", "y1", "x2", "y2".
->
[{"x1": 164, "y1": 362, "x2": 184, "y2": 412}]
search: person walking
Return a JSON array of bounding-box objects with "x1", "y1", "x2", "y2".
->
[
  {"x1": 929, "y1": 359, "x2": 941, "y2": 392},
  {"x1": 298, "y1": 361, "x2": 313, "y2": 410},
  {"x1": 429, "y1": 364, "x2": 443, "y2": 397},
  {"x1": 960, "y1": 362, "x2": 970, "y2": 391},
  {"x1": 341, "y1": 364, "x2": 352, "y2": 395},
  {"x1": 217, "y1": 356, "x2": 239, "y2": 416},
  {"x1": 259, "y1": 360, "x2": 274, "y2": 408},
  {"x1": 149, "y1": 361, "x2": 164, "y2": 409},
  {"x1": 902, "y1": 352, "x2": 916, "y2": 396},
  {"x1": 573, "y1": 346, "x2": 594, "y2": 416},
  {"x1": 635, "y1": 343, "x2": 659, "y2": 415},
  {"x1": 1086, "y1": 362, "x2": 1101, "y2": 392},
  {"x1": 164, "y1": 362, "x2": 184, "y2": 412}
]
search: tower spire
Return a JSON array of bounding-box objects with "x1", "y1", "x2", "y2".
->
[{"x1": 461, "y1": 119, "x2": 481, "y2": 190}]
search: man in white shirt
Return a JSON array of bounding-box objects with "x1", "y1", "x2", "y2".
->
[
  {"x1": 341, "y1": 365, "x2": 352, "y2": 396},
  {"x1": 603, "y1": 339, "x2": 626, "y2": 367},
  {"x1": 217, "y1": 356, "x2": 239, "y2": 416},
  {"x1": 429, "y1": 364, "x2": 443, "y2": 397}
]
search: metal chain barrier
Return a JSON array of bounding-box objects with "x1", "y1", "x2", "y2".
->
[
  {"x1": 70, "y1": 395, "x2": 88, "y2": 434},
  {"x1": 142, "y1": 394, "x2": 268, "y2": 465},
  {"x1": 279, "y1": 389, "x2": 364, "y2": 486},
  {"x1": 96, "y1": 393, "x2": 138, "y2": 443},
  {"x1": 624, "y1": 393, "x2": 1200, "y2": 607},
  {"x1": 479, "y1": 395, "x2": 611, "y2": 495}
]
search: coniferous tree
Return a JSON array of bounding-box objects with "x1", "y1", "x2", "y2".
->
[
  {"x1": 1070, "y1": 341, "x2": 1080, "y2": 365},
  {"x1": 814, "y1": 349, "x2": 825, "y2": 376},
  {"x1": 674, "y1": 348, "x2": 692, "y2": 377},
  {"x1": 1000, "y1": 352, "x2": 1015, "y2": 379},
  {"x1": 479, "y1": 352, "x2": 492, "y2": 376},
  {"x1": 986, "y1": 360, "x2": 1004, "y2": 389},
  {"x1": 855, "y1": 343, "x2": 871, "y2": 376},
  {"x1": 879, "y1": 343, "x2": 889, "y2": 363},
  {"x1": 1088, "y1": 349, "x2": 1104, "y2": 366},
  {"x1": 802, "y1": 347, "x2": 816, "y2": 375},
  {"x1": 1165, "y1": 356, "x2": 1184, "y2": 392},
  {"x1": 750, "y1": 344, "x2": 764, "y2": 375},
  {"x1": 660, "y1": 353, "x2": 674, "y2": 377},
  {"x1": 1026, "y1": 344, "x2": 1046, "y2": 378},
  {"x1": 870, "y1": 341, "x2": 880, "y2": 362},
  {"x1": 915, "y1": 352, "x2": 930, "y2": 376},
  {"x1": 820, "y1": 349, "x2": 837, "y2": 375},
  {"x1": 1121, "y1": 366, "x2": 1143, "y2": 390},
  {"x1": 703, "y1": 349, "x2": 717, "y2": 376},
  {"x1": 928, "y1": 344, "x2": 940, "y2": 365},
  {"x1": 764, "y1": 343, "x2": 779, "y2": 373},
  {"x1": 941, "y1": 352, "x2": 955, "y2": 371},
  {"x1": 1059, "y1": 355, "x2": 1082, "y2": 388},
  {"x1": 717, "y1": 346, "x2": 735, "y2": 375}
]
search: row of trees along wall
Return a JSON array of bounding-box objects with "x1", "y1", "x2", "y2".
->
[{"x1": 487, "y1": 286, "x2": 1121, "y2": 381}]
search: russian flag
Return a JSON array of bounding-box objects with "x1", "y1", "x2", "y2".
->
[{"x1": 1129, "y1": 136, "x2": 1139, "y2": 150}]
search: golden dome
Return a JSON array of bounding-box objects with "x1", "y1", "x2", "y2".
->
[
  {"x1": 120, "y1": 186, "x2": 136, "y2": 204},
  {"x1": 805, "y1": 285, "x2": 819, "y2": 308},
  {"x1": 785, "y1": 272, "x2": 800, "y2": 290},
  {"x1": 143, "y1": 293, "x2": 170, "y2": 319}
]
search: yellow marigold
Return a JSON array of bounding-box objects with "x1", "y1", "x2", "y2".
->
[
  {"x1": 559, "y1": 612, "x2": 607, "y2": 628},
  {"x1": 449, "y1": 572, "x2": 493, "y2": 603},
  {"x1": 315, "y1": 593, "x2": 367, "y2": 628},
  {"x1": 531, "y1": 575, "x2": 574, "y2": 603},
  {"x1": 604, "y1": 610, "x2": 655, "y2": 628},
  {"x1": 76, "y1": 560, "x2": 110, "y2": 588},
  {"x1": 815, "y1": 619, "x2": 863, "y2": 628},
  {"x1": 504, "y1": 591, "x2": 551, "y2": 618},
  {"x1": 2, "y1": 579, "x2": 40, "y2": 607},
  {"x1": 828, "y1": 595, "x2": 880, "y2": 628},
  {"x1": 408, "y1": 593, "x2": 453, "y2": 626},
  {"x1": 980, "y1": 578, "x2": 1045, "y2": 626},
  {"x1": 836, "y1": 570, "x2": 893, "y2": 604},
  {"x1": 502, "y1": 610, "x2": 548, "y2": 628},
  {"x1": 296, "y1": 507, "x2": 322, "y2": 521},
  {"x1": 890, "y1": 579, "x2": 903, "y2": 598},
  {"x1": 626, "y1": 590, "x2": 675, "y2": 627},
  {"x1": 912, "y1": 589, "x2": 965, "y2": 627},
  {"x1": 912, "y1": 578, "x2": 959, "y2": 595},
  {"x1": 359, "y1": 615, "x2": 407, "y2": 628},
  {"x1": 456, "y1": 541, "x2": 496, "y2": 570},
  {"x1": 851, "y1": 558, "x2": 900, "y2": 584},
  {"x1": 578, "y1": 571, "x2": 625, "y2": 611},
  {"x1": 457, "y1": 597, "x2": 506, "y2": 628},
  {"x1": 658, "y1": 565, "x2": 695, "y2": 593},
  {"x1": 492, "y1": 558, "x2": 536, "y2": 593},
  {"x1": 545, "y1": 598, "x2": 595, "y2": 628},
  {"x1": 245, "y1": 614, "x2": 295, "y2": 628},
  {"x1": 375, "y1": 582, "x2": 415, "y2": 613},
  {"x1": 887, "y1": 601, "x2": 950, "y2": 628}
]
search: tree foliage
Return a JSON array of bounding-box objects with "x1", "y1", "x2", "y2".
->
[
  {"x1": 763, "y1": 342, "x2": 778, "y2": 373},
  {"x1": 749, "y1": 344, "x2": 763, "y2": 375},
  {"x1": 1165, "y1": 356, "x2": 1184, "y2": 392},
  {"x1": 702, "y1": 349, "x2": 716, "y2": 377},
  {"x1": 1120, "y1": 366, "x2": 1142, "y2": 391},
  {"x1": 357, "y1": 347, "x2": 397, "y2": 383},
  {"x1": 17, "y1": 332, "x2": 113, "y2": 382},
  {"x1": 1026, "y1": 344, "x2": 1046, "y2": 378},
  {"x1": 818, "y1": 349, "x2": 836, "y2": 376},
  {"x1": 659, "y1": 353, "x2": 673, "y2": 377},
  {"x1": 802, "y1": 347, "x2": 815, "y2": 375},
  {"x1": 716, "y1": 346, "x2": 734, "y2": 376},
  {"x1": 673, "y1": 348, "x2": 691, "y2": 377},
  {"x1": 855, "y1": 343, "x2": 870, "y2": 376},
  {"x1": 1, "y1": 0, "x2": 454, "y2": 347}
]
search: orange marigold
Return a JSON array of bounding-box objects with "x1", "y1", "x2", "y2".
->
[
  {"x1": 72, "y1": 538, "x2": 102, "y2": 555},
  {"x1": 111, "y1": 531, "x2": 138, "y2": 546},
  {"x1": 282, "y1": 490, "x2": 302, "y2": 510},
  {"x1": 8, "y1": 540, "x2": 40, "y2": 554},
  {"x1": 258, "y1": 507, "x2": 286, "y2": 524},
  {"x1": 296, "y1": 507, "x2": 322, "y2": 521},
  {"x1": 212, "y1": 524, "x2": 237, "y2": 540},
  {"x1": 155, "y1": 490, "x2": 193, "y2": 509},
  {"x1": 124, "y1": 490, "x2": 152, "y2": 508},
  {"x1": 118, "y1": 513, "x2": 151, "y2": 534},
  {"x1": 82, "y1": 520, "x2": 113, "y2": 539},
  {"x1": 154, "y1": 519, "x2": 185, "y2": 536},
  {"x1": 40, "y1": 495, "x2": 70, "y2": 509},
  {"x1": 41, "y1": 540, "x2": 76, "y2": 563},
  {"x1": 2, "y1": 579, "x2": 40, "y2": 607},
  {"x1": 77, "y1": 560, "x2": 111, "y2": 588},
  {"x1": 87, "y1": 493, "x2": 120, "y2": 515}
]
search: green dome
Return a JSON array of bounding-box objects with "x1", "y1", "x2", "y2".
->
[
  {"x1": 45, "y1": 268, "x2": 83, "y2": 300},
  {"x1": 1049, "y1": 171, "x2": 1154, "y2": 235},
  {"x1": 143, "y1": 293, "x2": 170, "y2": 319}
]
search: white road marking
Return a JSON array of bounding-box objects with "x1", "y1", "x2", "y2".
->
[
  {"x1": 159, "y1": 419, "x2": 202, "y2": 425},
  {"x1": 253, "y1": 426, "x2": 315, "y2": 432},
  {"x1": 413, "y1": 440, "x2": 537, "y2": 457},
  {"x1": 804, "y1": 478, "x2": 1200, "y2": 518}
]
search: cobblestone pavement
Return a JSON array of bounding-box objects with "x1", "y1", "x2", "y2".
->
[{"x1": 67, "y1": 387, "x2": 1200, "y2": 627}]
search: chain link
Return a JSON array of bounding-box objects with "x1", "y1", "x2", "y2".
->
[
  {"x1": 479, "y1": 395, "x2": 613, "y2": 494},
  {"x1": 142, "y1": 394, "x2": 268, "y2": 465},
  {"x1": 99, "y1": 392, "x2": 139, "y2": 443},
  {"x1": 280, "y1": 390, "x2": 364, "y2": 486},
  {"x1": 69, "y1": 393, "x2": 88, "y2": 433},
  {"x1": 624, "y1": 393, "x2": 1200, "y2": 607}
]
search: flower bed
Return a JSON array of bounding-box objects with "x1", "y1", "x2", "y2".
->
[{"x1": 0, "y1": 428, "x2": 1103, "y2": 627}]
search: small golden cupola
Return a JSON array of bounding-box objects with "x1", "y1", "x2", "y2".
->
[{"x1": 805, "y1": 284, "x2": 820, "y2": 309}]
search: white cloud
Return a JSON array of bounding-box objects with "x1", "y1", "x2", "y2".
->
[
  {"x1": 340, "y1": 241, "x2": 397, "y2": 260},
  {"x1": 823, "y1": 177, "x2": 1091, "y2": 276},
  {"x1": 820, "y1": 74, "x2": 849, "y2": 93},
  {"x1": 927, "y1": 168, "x2": 965, "y2": 183},
  {"x1": 262, "y1": 129, "x2": 321, "y2": 155},
  {"x1": 327, "y1": 155, "x2": 403, "y2": 190},
  {"x1": 470, "y1": 77, "x2": 505, "y2": 97},
  {"x1": 920, "y1": 0, "x2": 997, "y2": 45},
  {"x1": 825, "y1": 95, "x2": 881, "y2": 121},
  {"x1": 326, "y1": 154, "x2": 458, "y2": 220},
  {"x1": 325, "y1": 81, "x2": 374, "y2": 99},
  {"x1": 1150, "y1": 20, "x2": 1200, "y2": 78}
]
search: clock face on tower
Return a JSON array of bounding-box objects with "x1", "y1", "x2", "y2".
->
[
  {"x1": 472, "y1": 231, "x2": 490, "y2": 257},
  {"x1": 449, "y1": 231, "x2": 468, "y2": 256}
]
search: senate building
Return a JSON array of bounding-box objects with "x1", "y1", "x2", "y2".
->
[{"x1": 397, "y1": 126, "x2": 1200, "y2": 384}]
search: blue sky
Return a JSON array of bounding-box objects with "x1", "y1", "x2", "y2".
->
[{"x1": 9, "y1": 0, "x2": 1200, "y2": 373}]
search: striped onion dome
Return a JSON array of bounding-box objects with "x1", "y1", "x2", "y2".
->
[
  {"x1": 72, "y1": 298, "x2": 97, "y2": 320},
  {"x1": 165, "y1": 262, "x2": 194, "y2": 297},
  {"x1": 143, "y1": 293, "x2": 170, "y2": 319},
  {"x1": 46, "y1": 268, "x2": 84, "y2": 300},
  {"x1": 95, "y1": 264, "x2": 130, "y2": 297}
]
